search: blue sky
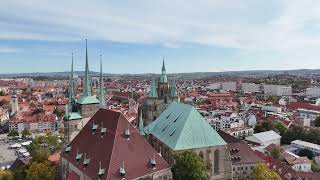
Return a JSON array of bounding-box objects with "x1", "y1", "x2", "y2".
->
[{"x1": 1, "y1": 0, "x2": 320, "y2": 74}]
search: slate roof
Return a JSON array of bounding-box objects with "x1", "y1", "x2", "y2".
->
[
  {"x1": 227, "y1": 142, "x2": 262, "y2": 165},
  {"x1": 145, "y1": 101, "x2": 226, "y2": 151},
  {"x1": 62, "y1": 109, "x2": 169, "y2": 180}
]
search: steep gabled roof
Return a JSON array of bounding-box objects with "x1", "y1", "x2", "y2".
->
[
  {"x1": 62, "y1": 109, "x2": 169, "y2": 180},
  {"x1": 145, "y1": 101, "x2": 226, "y2": 151}
]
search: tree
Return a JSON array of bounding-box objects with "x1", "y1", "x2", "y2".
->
[
  {"x1": 0, "y1": 169, "x2": 13, "y2": 180},
  {"x1": 26, "y1": 161, "x2": 56, "y2": 180},
  {"x1": 53, "y1": 109, "x2": 64, "y2": 118},
  {"x1": 271, "y1": 147, "x2": 280, "y2": 159},
  {"x1": 0, "y1": 90, "x2": 6, "y2": 96},
  {"x1": 172, "y1": 151, "x2": 208, "y2": 180},
  {"x1": 22, "y1": 129, "x2": 32, "y2": 139},
  {"x1": 27, "y1": 132, "x2": 61, "y2": 162},
  {"x1": 253, "y1": 163, "x2": 281, "y2": 180},
  {"x1": 254, "y1": 125, "x2": 264, "y2": 133},
  {"x1": 7, "y1": 130, "x2": 19, "y2": 137},
  {"x1": 253, "y1": 124, "x2": 265, "y2": 133},
  {"x1": 298, "y1": 149, "x2": 314, "y2": 159},
  {"x1": 315, "y1": 116, "x2": 320, "y2": 127},
  {"x1": 32, "y1": 108, "x2": 45, "y2": 115},
  {"x1": 0, "y1": 99, "x2": 8, "y2": 106},
  {"x1": 274, "y1": 122, "x2": 287, "y2": 136}
]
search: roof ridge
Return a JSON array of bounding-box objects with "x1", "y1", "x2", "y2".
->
[
  {"x1": 105, "y1": 112, "x2": 121, "y2": 179},
  {"x1": 172, "y1": 105, "x2": 193, "y2": 149}
]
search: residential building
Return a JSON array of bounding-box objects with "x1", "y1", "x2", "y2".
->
[
  {"x1": 285, "y1": 156, "x2": 311, "y2": 172},
  {"x1": 306, "y1": 87, "x2": 320, "y2": 97},
  {"x1": 222, "y1": 82, "x2": 237, "y2": 92},
  {"x1": 222, "y1": 126, "x2": 254, "y2": 139},
  {"x1": 228, "y1": 143, "x2": 262, "y2": 180},
  {"x1": 241, "y1": 83, "x2": 260, "y2": 93},
  {"x1": 263, "y1": 85, "x2": 292, "y2": 96}
]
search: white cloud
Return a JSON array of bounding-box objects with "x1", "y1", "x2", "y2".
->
[{"x1": 0, "y1": 0, "x2": 320, "y2": 59}]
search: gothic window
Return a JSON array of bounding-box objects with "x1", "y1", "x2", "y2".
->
[{"x1": 214, "y1": 149, "x2": 219, "y2": 174}]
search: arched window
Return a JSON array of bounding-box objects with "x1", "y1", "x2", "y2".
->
[{"x1": 214, "y1": 149, "x2": 219, "y2": 174}]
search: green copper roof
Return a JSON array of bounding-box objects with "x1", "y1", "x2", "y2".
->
[
  {"x1": 68, "y1": 112, "x2": 82, "y2": 120},
  {"x1": 82, "y1": 39, "x2": 92, "y2": 97},
  {"x1": 159, "y1": 59, "x2": 168, "y2": 83},
  {"x1": 99, "y1": 55, "x2": 106, "y2": 108},
  {"x1": 65, "y1": 54, "x2": 82, "y2": 121},
  {"x1": 145, "y1": 101, "x2": 226, "y2": 151},
  {"x1": 170, "y1": 78, "x2": 177, "y2": 97},
  {"x1": 138, "y1": 109, "x2": 145, "y2": 135},
  {"x1": 77, "y1": 95, "x2": 99, "y2": 105},
  {"x1": 148, "y1": 77, "x2": 158, "y2": 98}
]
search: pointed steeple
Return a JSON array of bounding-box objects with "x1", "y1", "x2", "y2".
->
[
  {"x1": 65, "y1": 53, "x2": 75, "y2": 120},
  {"x1": 162, "y1": 58, "x2": 166, "y2": 73},
  {"x1": 148, "y1": 76, "x2": 158, "y2": 98},
  {"x1": 99, "y1": 55, "x2": 106, "y2": 108},
  {"x1": 83, "y1": 39, "x2": 91, "y2": 97},
  {"x1": 159, "y1": 58, "x2": 168, "y2": 83},
  {"x1": 170, "y1": 76, "x2": 177, "y2": 97},
  {"x1": 138, "y1": 109, "x2": 145, "y2": 136}
]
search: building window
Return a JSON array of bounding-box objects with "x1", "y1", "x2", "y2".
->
[{"x1": 214, "y1": 149, "x2": 219, "y2": 174}]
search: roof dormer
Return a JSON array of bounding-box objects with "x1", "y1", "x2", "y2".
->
[
  {"x1": 92, "y1": 120, "x2": 98, "y2": 134},
  {"x1": 150, "y1": 154, "x2": 156, "y2": 169},
  {"x1": 76, "y1": 148, "x2": 82, "y2": 161},
  {"x1": 83, "y1": 153, "x2": 90, "y2": 167},
  {"x1": 119, "y1": 162, "x2": 126, "y2": 178},
  {"x1": 98, "y1": 162, "x2": 105, "y2": 179}
]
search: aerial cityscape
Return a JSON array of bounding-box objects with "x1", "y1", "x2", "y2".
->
[{"x1": 1, "y1": 1, "x2": 320, "y2": 180}]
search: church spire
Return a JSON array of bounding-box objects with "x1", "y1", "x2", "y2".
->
[
  {"x1": 99, "y1": 55, "x2": 106, "y2": 108},
  {"x1": 65, "y1": 53, "x2": 75, "y2": 120},
  {"x1": 138, "y1": 109, "x2": 145, "y2": 136},
  {"x1": 159, "y1": 58, "x2": 168, "y2": 83},
  {"x1": 170, "y1": 76, "x2": 177, "y2": 97},
  {"x1": 148, "y1": 76, "x2": 158, "y2": 98},
  {"x1": 162, "y1": 58, "x2": 166, "y2": 73},
  {"x1": 83, "y1": 39, "x2": 91, "y2": 97}
]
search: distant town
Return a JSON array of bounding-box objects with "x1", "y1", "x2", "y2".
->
[{"x1": 2, "y1": 43, "x2": 320, "y2": 180}]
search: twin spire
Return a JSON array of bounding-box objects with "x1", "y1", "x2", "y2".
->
[
  {"x1": 67, "y1": 39, "x2": 105, "y2": 108},
  {"x1": 83, "y1": 39, "x2": 91, "y2": 97},
  {"x1": 99, "y1": 55, "x2": 106, "y2": 108}
]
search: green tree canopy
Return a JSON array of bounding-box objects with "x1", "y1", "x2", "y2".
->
[
  {"x1": 7, "y1": 130, "x2": 19, "y2": 137},
  {"x1": 53, "y1": 109, "x2": 64, "y2": 118},
  {"x1": 27, "y1": 132, "x2": 61, "y2": 162},
  {"x1": 315, "y1": 116, "x2": 320, "y2": 127},
  {"x1": 26, "y1": 161, "x2": 56, "y2": 180},
  {"x1": 0, "y1": 169, "x2": 13, "y2": 180},
  {"x1": 298, "y1": 148, "x2": 315, "y2": 159},
  {"x1": 22, "y1": 129, "x2": 32, "y2": 139},
  {"x1": 172, "y1": 151, "x2": 208, "y2": 180},
  {"x1": 32, "y1": 108, "x2": 45, "y2": 115},
  {"x1": 271, "y1": 147, "x2": 280, "y2": 159},
  {"x1": 0, "y1": 90, "x2": 6, "y2": 96},
  {"x1": 253, "y1": 163, "x2": 281, "y2": 180}
]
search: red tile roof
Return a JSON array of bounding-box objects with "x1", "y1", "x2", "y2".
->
[
  {"x1": 288, "y1": 102, "x2": 320, "y2": 112},
  {"x1": 62, "y1": 109, "x2": 169, "y2": 180}
]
